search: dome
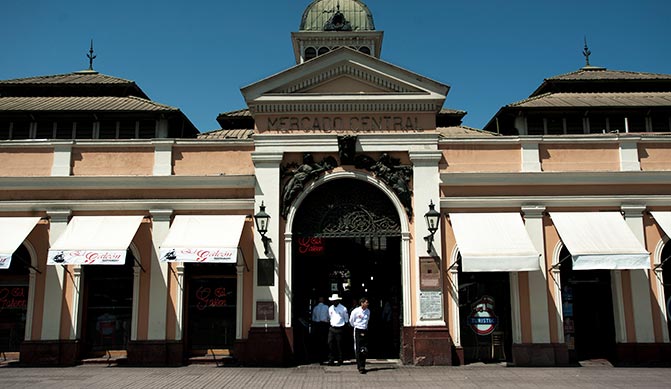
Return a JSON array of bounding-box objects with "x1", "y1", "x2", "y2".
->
[{"x1": 299, "y1": 0, "x2": 375, "y2": 31}]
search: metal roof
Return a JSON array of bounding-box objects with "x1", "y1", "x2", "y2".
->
[
  {"x1": 0, "y1": 71, "x2": 136, "y2": 85},
  {"x1": 437, "y1": 126, "x2": 495, "y2": 138},
  {"x1": 197, "y1": 129, "x2": 254, "y2": 140},
  {"x1": 300, "y1": 0, "x2": 375, "y2": 31},
  {"x1": 509, "y1": 92, "x2": 671, "y2": 108},
  {"x1": 0, "y1": 96, "x2": 179, "y2": 112},
  {"x1": 548, "y1": 68, "x2": 671, "y2": 81}
]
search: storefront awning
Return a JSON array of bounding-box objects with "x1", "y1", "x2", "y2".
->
[
  {"x1": 651, "y1": 212, "x2": 671, "y2": 240},
  {"x1": 47, "y1": 216, "x2": 143, "y2": 265},
  {"x1": 449, "y1": 213, "x2": 541, "y2": 272},
  {"x1": 159, "y1": 215, "x2": 246, "y2": 264},
  {"x1": 550, "y1": 212, "x2": 650, "y2": 270},
  {"x1": 0, "y1": 217, "x2": 41, "y2": 270}
]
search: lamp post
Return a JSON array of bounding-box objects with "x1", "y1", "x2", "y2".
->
[
  {"x1": 424, "y1": 200, "x2": 440, "y2": 254},
  {"x1": 254, "y1": 201, "x2": 271, "y2": 255}
]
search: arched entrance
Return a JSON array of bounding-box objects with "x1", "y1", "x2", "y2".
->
[
  {"x1": 456, "y1": 255, "x2": 513, "y2": 364},
  {"x1": 559, "y1": 246, "x2": 616, "y2": 363},
  {"x1": 81, "y1": 249, "x2": 135, "y2": 357},
  {"x1": 290, "y1": 178, "x2": 403, "y2": 364},
  {"x1": 0, "y1": 244, "x2": 31, "y2": 354}
]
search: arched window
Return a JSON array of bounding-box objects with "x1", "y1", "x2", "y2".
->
[
  {"x1": 304, "y1": 47, "x2": 317, "y2": 61},
  {"x1": 318, "y1": 47, "x2": 330, "y2": 56},
  {"x1": 359, "y1": 47, "x2": 371, "y2": 55}
]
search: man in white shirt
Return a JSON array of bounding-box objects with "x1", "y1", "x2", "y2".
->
[
  {"x1": 327, "y1": 293, "x2": 348, "y2": 366},
  {"x1": 349, "y1": 297, "x2": 370, "y2": 374},
  {"x1": 311, "y1": 296, "x2": 329, "y2": 362}
]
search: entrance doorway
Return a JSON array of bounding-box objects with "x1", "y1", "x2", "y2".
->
[
  {"x1": 290, "y1": 178, "x2": 403, "y2": 364},
  {"x1": 81, "y1": 249, "x2": 134, "y2": 356},
  {"x1": 0, "y1": 244, "x2": 31, "y2": 354},
  {"x1": 660, "y1": 241, "x2": 671, "y2": 337},
  {"x1": 184, "y1": 263, "x2": 236, "y2": 354},
  {"x1": 559, "y1": 247, "x2": 616, "y2": 363},
  {"x1": 457, "y1": 256, "x2": 512, "y2": 364}
]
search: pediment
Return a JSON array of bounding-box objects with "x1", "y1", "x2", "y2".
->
[{"x1": 241, "y1": 47, "x2": 449, "y2": 112}]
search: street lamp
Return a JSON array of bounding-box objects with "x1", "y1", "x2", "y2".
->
[
  {"x1": 254, "y1": 201, "x2": 271, "y2": 255},
  {"x1": 424, "y1": 200, "x2": 440, "y2": 254}
]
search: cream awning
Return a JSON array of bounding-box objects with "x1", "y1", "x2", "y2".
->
[
  {"x1": 550, "y1": 212, "x2": 650, "y2": 270},
  {"x1": 651, "y1": 212, "x2": 671, "y2": 240},
  {"x1": 47, "y1": 216, "x2": 143, "y2": 265},
  {"x1": 449, "y1": 213, "x2": 541, "y2": 272},
  {"x1": 159, "y1": 215, "x2": 246, "y2": 263},
  {"x1": 0, "y1": 217, "x2": 41, "y2": 270}
]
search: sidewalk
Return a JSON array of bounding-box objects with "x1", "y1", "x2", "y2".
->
[{"x1": 2, "y1": 359, "x2": 671, "y2": 388}]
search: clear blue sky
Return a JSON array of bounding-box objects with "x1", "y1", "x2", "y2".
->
[{"x1": 3, "y1": 0, "x2": 670, "y2": 133}]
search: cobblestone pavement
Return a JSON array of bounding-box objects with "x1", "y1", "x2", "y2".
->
[{"x1": 1, "y1": 360, "x2": 671, "y2": 388}]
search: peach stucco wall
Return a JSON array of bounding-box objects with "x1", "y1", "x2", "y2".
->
[
  {"x1": 0, "y1": 148, "x2": 53, "y2": 177},
  {"x1": 639, "y1": 143, "x2": 671, "y2": 171},
  {"x1": 172, "y1": 147, "x2": 254, "y2": 176},
  {"x1": 540, "y1": 143, "x2": 619, "y2": 171},
  {"x1": 72, "y1": 148, "x2": 154, "y2": 176},
  {"x1": 441, "y1": 144, "x2": 521, "y2": 172}
]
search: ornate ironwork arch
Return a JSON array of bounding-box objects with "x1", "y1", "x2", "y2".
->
[{"x1": 293, "y1": 178, "x2": 401, "y2": 238}]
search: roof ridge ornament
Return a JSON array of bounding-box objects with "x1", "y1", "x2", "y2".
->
[
  {"x1": 582, "y1": 36, "x2": 591, "y2": 67},
  {"x1": 87, "y1": 39, "x2": 97, "y2": 71}
]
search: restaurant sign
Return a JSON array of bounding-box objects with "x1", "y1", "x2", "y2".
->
[{"x1": 47, "y1": 250, "x2": 127, "y2": 265}]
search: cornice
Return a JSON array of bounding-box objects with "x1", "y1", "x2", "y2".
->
[
  {"x1": 0, "y1": 199, "x2": 254, "y2": 213},
  {"x1": 441, "y1": 195, "x2": 671, "y2": 209},
  {"x1": 441, "y1": 171, "x2": 671, "y2": 187},
  {"x1": 0, "y1": 175, "x2": 255, "y2": 191}
]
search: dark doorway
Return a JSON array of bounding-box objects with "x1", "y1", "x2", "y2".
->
[
  {"x1": 0, "y1": 244, "x2": 31, "y2": 353},
  {"x1": 184, "y1": 263, "x2": 236, "y2": 353},
  {"x1": 81, "y1": 249, "x2": 134, "y2": 356},
  {"x1": 560, "y1": 247, "x2": 616, "y2": 363},
  {"x1": 457, "y1": 256, "x2": 513, "y2": 364},
  {"x1": 291, "y1": 178, "x2": 403, "y2": 364},
  {"x1": 660, "y1": 241, "x2": 671, "y2": 337}
]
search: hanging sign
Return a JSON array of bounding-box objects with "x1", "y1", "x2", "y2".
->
[{"x1": 468, "y1": 295, "x2": 499, "y2": 336}]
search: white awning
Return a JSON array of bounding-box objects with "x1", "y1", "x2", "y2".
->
[
  {"x1": 0, "y1": 217, "x2": 41, "y2": 270},
  {"x1": 159, "y1": 215, "x2": 246, "y2": 264},
  {"x1": 550, "y1": 212, "x2": 650, "y2": 270},
  {"x1": 651, "y1": 212, "x2": 671, "y2": 240},
  {"x1": 47, "y1": 216, "x2": 143, "y2": 265},
  {"x1": 450, "y1": 213, "x2": 541, "y2": 272}
]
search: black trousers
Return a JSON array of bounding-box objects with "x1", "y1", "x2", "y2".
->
[
  {"x1": 354, "y1": 328, "x2": 368, "y2": 371},
  {"x1": 313, "y1": 322, "x2": 329, "y2": 362},
  {"x1": 328, "y1": 326, "x2": 344, "y2": 363}
]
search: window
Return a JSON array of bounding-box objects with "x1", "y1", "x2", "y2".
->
[
  {"x1": 588, "y1": 115, "x2": 607, "y2": 133},
  {"x1": 650, "y1": 114, "x2": 670, "y2": 132},
  {"x1": 545, "y1": 117, "x2": 564, "y2": 135},
  {"x1": 626, "y1": 115, "x2": 646, "y2": 132},
  {"x1": 318, "y1": 47, "x2": 330, "y2": 56},
  {"x1": 75, "y1": 122, "x2": 95, "y2": 139},
  {"x1": 304, "y1": 47, "x2": 316, "y2": 61},
  {"x1": 55, "y1": 121, "x2": 74, "y2": 139},
  {"x1": 526, "y1": 116, "x2": 544, "y2": 135},
  {"x1": 138, "y1": 120, "x2": 156, "y2": 138},
  {"x1": 98, "y1": 121, "x2": 117, "y2": 139},
  {"x1": 0, "y1": 121, "x2": 10, "y2": 139},
  {"x1": 565, "y1": 116, "x2": 584, "y2": 134},
  {"x1": 359, "y1": 46, "x2": 371, "y2": 55},
  {"x1": 118, "y1": 121, "x2": 137, "y2": 139},
  {"x1": 35, "y1": 121, "x2": 54, "y2": 139}
]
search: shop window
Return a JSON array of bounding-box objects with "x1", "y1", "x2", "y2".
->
[
  {"x1": 98, "y1": 121, "x2": 117, "y2": 139},
  {"x1": 318, "y1": 47, "x2": 330, "y2": 56},
  {"x1": 588, "y1": 115, "x2": 607, "y2": 133},
  {"x1": 117, "y1": 120, "x2": 137, "y2": 139},
  {"x1": 75, "y1": 122, "x2": 95, "y2": 139},
  {"x1": 304, "y1": 47, "x2": 317, "y2": 61},
  {"x1": 55, "y1": 121, "x2": 74, "y2": 139},
  {"x1": 35, "y1": 121, "x2": 54, "y2": 139},
  {"x1": 565, "y1": 116, "x2": 584, "y2": 134},
  {"x1": 0, "y1": 245, "x2": 31, "y2": 352},
  {"x1": 626, "y1": 115, "x2": 646, "y2": 132},
  {"x1": 545, "y1": 117, "x2": 564, "y2": 135},
  {"x1": 650, "y1": 114, "x2": 670, "y2": 132},
  {"x1": 0, "y1": 121, "x2": 10, "y2": 139},
  {"x1": 359, "y1": 46, "x2": 371, "y2": 55},
  {"x1": 138, "y1": 120, "x2": 156, "y2": 138}
]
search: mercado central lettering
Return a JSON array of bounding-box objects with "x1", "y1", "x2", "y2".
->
[{"x1": 266, "y1": 115, "x2": 422, "y2": 131}]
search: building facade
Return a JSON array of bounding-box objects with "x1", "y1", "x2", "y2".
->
[{"x1": 1, "y1": 0, "x2": 671, "y2": 367}]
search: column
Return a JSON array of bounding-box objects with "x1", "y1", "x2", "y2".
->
[
  {"x1": 522, "y1": 205, "x2": 551, "y2": 343},
  {"x1": 147, "y1": 209, "x2": 172, "y2": 340},
  {"x1": 252, "y1": 151, "x2": 283, "y2": 326},
  {"x1": 621, "y1": 204, "x2": 654, "y2": 342},
  {"x1": 41, "y1": 210, "x2": 70, "y2": 340},
  {"x1": 409, "y1": 150, "x2": 443, "y2": 326}
]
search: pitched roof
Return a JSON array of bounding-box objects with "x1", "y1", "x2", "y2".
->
[
  {"x1": 509, "y1": 92, "x2": 671, "y2": 108},
  {"x1": 0, "y1": 71, "x2": 136, "y2": 85},
  {"x1": 197, "y1": 128, "x2": 254, "y2": 140},
  {"x1": 548, "y1": 68, "x2": 671, "y2": 81},
  {"x1": 0, "y1": 96, "x2": 179, "y2": 112},
  {"x1": 437, "y1": 126, "x2": 495, "y2": 138}
]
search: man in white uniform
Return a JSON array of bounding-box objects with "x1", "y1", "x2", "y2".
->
[
  {"x1": 349, "y1": 297, "x2": 370, "y2": 374},
  {"x1": 327, "y1": 293, "x2": 348, "y2": 366}
]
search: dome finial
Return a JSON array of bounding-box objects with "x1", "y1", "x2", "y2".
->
[
  {"x1": 582, "y1": 36, "x2": 591, "y2": 67},
  {"x1": 87, "y1": 39, "x2": 97, "y2": 71}
]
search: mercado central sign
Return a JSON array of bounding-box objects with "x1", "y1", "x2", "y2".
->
[{"x1": 262, "y1": 114, "x2": 430, "y2": 132}]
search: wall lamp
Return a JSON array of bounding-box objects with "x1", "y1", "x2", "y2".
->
[
  {"x1": 424, "y1": 200, "x2": 440, "y2": 254},
  {"x1": 254, "y1": 201, "x2": 271, "y2": 255}
]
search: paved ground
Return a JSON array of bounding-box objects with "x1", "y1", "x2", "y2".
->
[{"x1": 1, "y1": 359, "x2": 671, "y2": 388}]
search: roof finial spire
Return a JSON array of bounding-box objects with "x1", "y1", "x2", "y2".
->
[
  {"x1": 582, "y1": 36, "x2": 591, "y2": 67},
  {"x1": 87, "y1": 39, "x2": 97, "y2": 71},
  {"x1": 337, "y1": 0, "x2": 340, "y2": 12}
]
